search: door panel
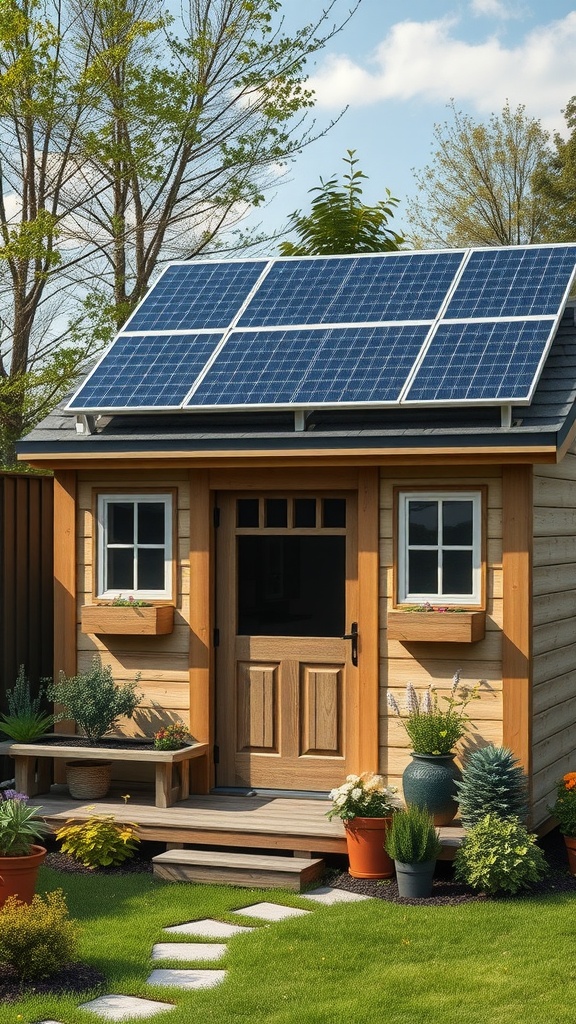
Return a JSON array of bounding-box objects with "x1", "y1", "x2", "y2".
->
[{"x1": 216, "y1": 492, "x2": 358, "y2": 791}]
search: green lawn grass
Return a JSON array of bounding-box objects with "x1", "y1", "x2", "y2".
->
[{"x1": 2, "y1": 866, "x2": 575, "y2": 1024}]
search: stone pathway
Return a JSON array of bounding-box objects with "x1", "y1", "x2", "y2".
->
[{"x1": 39, "y1": 885, "x2": 371, "y2": 1022}]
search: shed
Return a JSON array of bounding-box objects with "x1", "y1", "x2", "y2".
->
[{"x1": 16, "y1": 243, "x2": 576, "y2": 834}]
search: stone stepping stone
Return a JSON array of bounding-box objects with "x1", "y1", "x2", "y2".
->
[
  {"x1": 302, "y1": 886, "x2": 372, "y2": 904},
  {"x1": 164, "y1": 918, "x2": 253, "y2": 938},
  {"x1": 147, "y1": 968, "x2": 227, "y2": 990},
  {"x1": 152, "y1": 942, "x2": 227, "y2": 962},
  {"x1": 79, "y1": 994, "x2": 174, "y2": 1020},
  {"x1": 232, "y1": 902, "x2": 311, "y2": 922}
]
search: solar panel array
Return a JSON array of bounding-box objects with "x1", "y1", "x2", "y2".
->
[{"x1": 67, "y1": 244, "x2": 576, "y2": 414}]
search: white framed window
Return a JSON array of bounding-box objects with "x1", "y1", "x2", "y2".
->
[
  {"x1": 397, "y1": 491, "x2": 482, "y2": 606},
  {"x1": 97, "y1": 493, "x2": 173, "y2": 600}
]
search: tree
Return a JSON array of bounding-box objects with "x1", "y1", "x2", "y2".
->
[
  {"x1": 408, "y1": 101, "x2": 551, "y2": 249},
  {"x1": 533, "y1": 97, "x2": 576, "y2": 242},
  {"x1": 279, "y1": 150, "x2": 404, "y2": 255},
  {"x1": 0, "y1": 0, "x2": 360, "y2": 465}
]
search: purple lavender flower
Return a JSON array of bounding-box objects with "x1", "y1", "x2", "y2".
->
[{"x1": 0, "y1": 789, "x2": 29, "y2": 802}]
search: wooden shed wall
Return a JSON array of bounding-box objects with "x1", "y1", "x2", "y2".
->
[
  {"x1": 379, "y1": 466, "x2": 504, "y2": 794},
  {"x1": 532, "y1": 449, "x2": 576, "y2": 826},
  {"x1": 77, "y1": 470, "x2": 191, "y2": 780}
]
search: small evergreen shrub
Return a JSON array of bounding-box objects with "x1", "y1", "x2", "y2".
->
[
  {"x1": 455, "y1": 745, "x2": 528, "y2": 827},
  {"x1": 0, "y1": 666, "x2": 55, "y2": 741},
  {"x1": 56, "y1": 813, "x2": 140, "y2": 868},
  {"x1": 48, "y1": 657, "x2": 142, "y2": 743},
  {"x1": 385, "y1": 804, "x2": 442, "y2": 863},
  {"x1": 0, "y1": 890, "x2": 80, "y2": 981},
  {"x1": 454, "y1": 814, "x2": 547, "y2": 895}
]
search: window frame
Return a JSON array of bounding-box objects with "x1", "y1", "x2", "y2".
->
[
  {"x1": 395, "y1": 488, "x2": 485, "y2": 608},
  {"x1": 95, "y1": 491, "x2": 175, "y2": 602}
]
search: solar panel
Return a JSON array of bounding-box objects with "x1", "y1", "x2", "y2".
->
[
  {"x1": 68, "y1": 333, "x2": 225, "y2": 411},
  {"x1": 404, "y1": 319, "x2": 556, "y2": 403},
  {"x1": 444, "y1": 246, "x2": 576, "y2": 320},
  {"x1": 237, "y1": 251, "x2": 464, "y2": 327},
  {"x1": 126, "y1": 261, "x2": 266, "y2": 332},
  {"x1": 187, "y1": 325, "x2": 430, "y2": 408}
]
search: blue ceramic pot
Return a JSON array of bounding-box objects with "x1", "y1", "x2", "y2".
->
[{"x1": 402, "y1": 753, "x2": 461, "y2": 825}]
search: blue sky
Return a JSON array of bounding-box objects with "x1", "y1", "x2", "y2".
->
[{"x1": 257, "y1": 0, "x2": 576, "y2": 245}]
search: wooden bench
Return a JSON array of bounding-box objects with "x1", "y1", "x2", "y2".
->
[{"x1": 0, "y1": 738, "x2": 209, "y2": 808}]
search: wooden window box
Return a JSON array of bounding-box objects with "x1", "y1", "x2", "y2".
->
[
  {"x1": 387, "y1": 610, "x2": 485, "y2": 643},
  {"x1": 81, "y1": 604, "x2": 174, "y2": 635}
]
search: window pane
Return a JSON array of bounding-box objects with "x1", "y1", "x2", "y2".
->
[
  {"x1": 108, "y1": 502, "x2": 133, "y2": 544},
  {"x1": 138, "y1": 502, "x2": 165, "y2": 544},
  {"x1": 443, "y1": 550, "x2": 473, "y2": 595},
  {"x1": 238, "y1": 536, "x2": 345, "y2": 636},
  {"x1": 107, "y1": 548, "x2": 134, "y2": 590},
  {"x1": 237, "y1": 498, "x2": 259, "y2": 527},
  {"x1": 265, "y1": 498, "x2": 287, "y2": 527},
  {"x1": 408, "y1": 550, "x2": 437, "y2": 594},
  {"x1": 294, "y1": 498, "x2": 316, "y2": 527},
  {"x1": 323, "y1": 498, "x2": 346, "y2": 528},
  {"x1": 408, "y1": 501, "x2": 438, "y2": 545},
  {"x1": 443, "y1": 501, "x2": 473, "y2": 546},
  {"x1": 137, "y1": 549, "x2": 165, "y2": 590}
]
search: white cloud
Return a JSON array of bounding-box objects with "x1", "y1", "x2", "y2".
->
[
  {"x1": 469, "y1": 0, "x2": 518, "y2": 18},
  {"x1": 308, "y1": 13, "x2": 576, "y2": 132}
]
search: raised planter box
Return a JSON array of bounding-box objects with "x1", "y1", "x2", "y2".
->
[
  {"x1": 81, "y1": 604, "x2": 174, "y2": 635},
  {"x1": 387, "y1": 610, "x2": 485, "y2": 643}
]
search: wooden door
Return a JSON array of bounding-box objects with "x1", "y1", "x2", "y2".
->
[{"x1": 215, "y1": 491, "x2": 359, "y2": 791}]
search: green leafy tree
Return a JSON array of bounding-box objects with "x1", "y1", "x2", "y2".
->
[
  {"x1": 0, "y1": 0, "x2": 360, "y2": 465},
  {"x1": 533, "y1": 96, "x2": 576, "y2": 241},
  {"x1": 408, "y1": 101, "x2": 551, "y2": 248},
  {"x1": 280, "y1": 150, "x2": 404, "y2": 255}
]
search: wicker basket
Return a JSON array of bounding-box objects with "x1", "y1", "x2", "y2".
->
[{"x1": 65, "y1": 760, "x2": 112, "y2": 799}]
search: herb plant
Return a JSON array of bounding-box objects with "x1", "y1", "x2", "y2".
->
[
  {"x1": 454, "y1": 814, "x2": 547, "y2": 894},
  {"x1": 56, "y1": 813, "x2": 140, "y2": 868},
  {"x1": 48, "y1": 657, "x2": 142, "y2": 744},
  {"x1": 327, "y1": 772, "x2": 402, "y2": 821},
  {"x1": 0, "y1": 793, "x2": 51, "y2": 856},
  {"x1": 0, "y1": 666, "x2": 55, "y2": 742},
  {"x1": 387, "y1": 671, "x2": 479, "y2": 755},
  {"x1": 384, "y1": 804, "x2": 441, "y2": 863}
]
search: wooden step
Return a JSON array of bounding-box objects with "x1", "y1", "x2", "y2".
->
[{"x1": 152, "y1": 849, "x2": 325, "y2": 891}]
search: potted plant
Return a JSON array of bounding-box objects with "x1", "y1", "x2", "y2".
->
[
  {"x1": 81, "y1": 595, "x2": 174, "y2": 636},
  {"x1": 387, "y1": 670, "x2": 479, "y2": 824},
  {"x1": 384, "y1": 804, "x2": 442, "y2": 897},
  {"x1": 549, "y1": 772, "x2": 576, "y2": 873},
  {"x1": 327, "y1": 772, "x2": 402, "y2": 879},
  {"x1": 0, "y1": 791, "x2": 51, "y2": 908},
  {"x1": 48, "y1": 657, "x2": 143, "y2": 799}
]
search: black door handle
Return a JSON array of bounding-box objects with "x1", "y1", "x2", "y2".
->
[{"x1": 342, "y1": 621, "x2": 358, "y2": 666}]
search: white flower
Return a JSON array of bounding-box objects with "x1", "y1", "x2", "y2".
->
[
  {"x1": 452, "y1": 669, "x2": 461, "y2": 692},
  {"x1": 405, "y1": 682, "x2": 419, "y2": 715},
  {"x1": 421, "y1": 688, "x2": 432, "y2": 714},
  {"x1": 387, "y1": 692, "x2": 400, "y2": 715},
  {"x1": 351, "y1": 788, "x2": 362, "y2": 801}
]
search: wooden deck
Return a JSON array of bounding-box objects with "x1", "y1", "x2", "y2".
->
[
  {"x1": 28, "y1": 787, "x2": 464, "y2": 859},
  {"x1": 29, "y1": 787, "x2": 349, "y2": 856}
]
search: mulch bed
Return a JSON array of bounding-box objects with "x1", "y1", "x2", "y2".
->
[{"x1": 2, "y1": 829, "x2": 575, "y2": 1002}]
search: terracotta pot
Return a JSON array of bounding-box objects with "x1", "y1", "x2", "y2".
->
[
  {"x1": 344, "y1": 817, "x2": 394, "y2": 879},
  {"x1": 0, "y1": 845, "x2": 47, "y2": 908},
  {"x1": 564, "y1": 835, "x2": 576, "y2": 874},
  {"x1": 402, "y1": 753, "x2": 461, "y2": 826}
]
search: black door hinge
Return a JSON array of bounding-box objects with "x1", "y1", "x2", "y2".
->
[
  {"x1": 213, "y1": 506, "x2": 221, "y2": 528},
  {"x1": 213, "y1": 744, "x2": 220, "y2": 764},
  {"x1": 213, "y1": 627, "x2": 220, "y2": 647}
]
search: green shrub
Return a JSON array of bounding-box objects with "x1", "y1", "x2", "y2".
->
[
  {"x1": 56, "y1": 813, "x2": 140, "y2": 867},
  {"x1": 455, "y1": 745, "x2": 528, "y2": 827},
  {"x1": 0, "y1": 889, "x2": 80, "y2": 981},
  {"x1": 0, "y1": 795, "x2": 51, "y2": 856},
  {"x1": 48, "y1": 657, "x2": 142, "y2": 743},
  {"x1": 454, "y1": 813, "x2": 548, "y2": 895},
  {"x1": 385, "y1": 804, "x2": 442, "y2": 863},
  {"x1": 548, "y1": 772, "x2": 576, "y2": 836},
  {"x1": 0, "y1": 665, "x2": 55, "y2": 741}
]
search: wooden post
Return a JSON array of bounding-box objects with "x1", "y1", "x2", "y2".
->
[
  {"x1": 188, "y1": 469, "x2": 212, "y2": 792},
  {"x1": 53, "y1": 471, "x2": 77, "y2": 745},
  {"x1": 357, "y1": 467, "x2": 380, "y2": 774},
  {"x1": 502, "y1": 464, "x2": 533, "y2": 811}
]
